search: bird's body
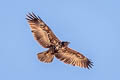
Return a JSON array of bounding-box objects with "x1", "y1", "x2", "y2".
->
[{"x1": 26, "y1": 13, "x2": 93, "y2": 69}]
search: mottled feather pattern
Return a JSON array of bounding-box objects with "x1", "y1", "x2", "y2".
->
[
  {"x1": 37, "y1": 49, "x2": 54, "y2": 63},
  {"x1": 26, "y1": 13, "x2": 51, "y2": 48},
  {"x1": 55, "y1": 47, "x2": 93, "y2": 69},
  {"x1": 26, "y1": 13, "x2": 60, "y2": 48},
  {"x1": 26, "y1": 12, "x2": 93, "y2": 69}
]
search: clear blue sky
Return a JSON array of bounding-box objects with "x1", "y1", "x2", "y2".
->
[{"x1": 0, "y1": 0, "x2": 120, "y2": 80}]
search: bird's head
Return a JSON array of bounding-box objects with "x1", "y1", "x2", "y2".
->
[{"x1": 61, "y1": 41, "x2": 70, "y2": 47}]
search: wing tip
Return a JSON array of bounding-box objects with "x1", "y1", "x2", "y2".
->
[
  {"x1": 26, "y1": 12, "x2": 41, "y2": 21},
  {"x1": 86, "y1": 59, "x2": 93, "y2": 69}
]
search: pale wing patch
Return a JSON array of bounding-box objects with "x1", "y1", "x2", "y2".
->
[
  {"x1": 26, "y1": 13, "x2": 51, "y2": 48},
  {"x1": 31, "y1": 24, "x2": 51, "y2": 47},
  {"x1": 55, "y1": 47, "x2": 93, "y2": 69}
]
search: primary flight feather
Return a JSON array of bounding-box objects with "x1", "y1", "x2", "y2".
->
[{"x1": 26, "y1": 12, "x2": 93, "y2": 69}]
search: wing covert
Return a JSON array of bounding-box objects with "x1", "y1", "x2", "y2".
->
[
  {"x1": 55, "y1": 47, "x2": 93, "y2": 69},
  {"x1": 26, "y1": 13, "x2": 60, "y2": 48}
]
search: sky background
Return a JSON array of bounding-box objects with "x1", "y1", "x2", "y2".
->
[{"x1": 0, "y1": 0, "x2": 120, "y2": 80}]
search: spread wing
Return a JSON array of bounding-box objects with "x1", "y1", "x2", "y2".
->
[
  {"x1": 55, "y1": 47, "x2": 93, "y2": 69},
  {"x1": 26, "y1": 13, "x2": 60, "y2": 48}
]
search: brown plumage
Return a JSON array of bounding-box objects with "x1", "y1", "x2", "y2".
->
[
  {"x1": 55, "y1": 47, "x2": 93, "y2": 69},
  {"x1": 26, "y1": 12, "x2": 93, "y2": 69},
  {"x1": 37, "y1": 49, "x2": 54, "y2": 63},
  {"x1": 26, "y1": 12, "x2": 60, "y2": 48}
]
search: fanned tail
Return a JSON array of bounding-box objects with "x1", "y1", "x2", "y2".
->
[{"x1": 37, "y1": 49, "x2": 54, "y2": 63}]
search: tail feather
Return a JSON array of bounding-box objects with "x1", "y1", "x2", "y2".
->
[{"x1": 37, "y1": 49, "x2": 54, "y2": 63}]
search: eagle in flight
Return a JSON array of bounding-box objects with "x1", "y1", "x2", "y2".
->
[{"x1": 26, "y1": 12, "x2": 93, "y2": 69}]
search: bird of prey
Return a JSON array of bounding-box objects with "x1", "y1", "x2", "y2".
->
[{"x1": 26, "y1": 12, "x2": 93, "y2": 69}]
